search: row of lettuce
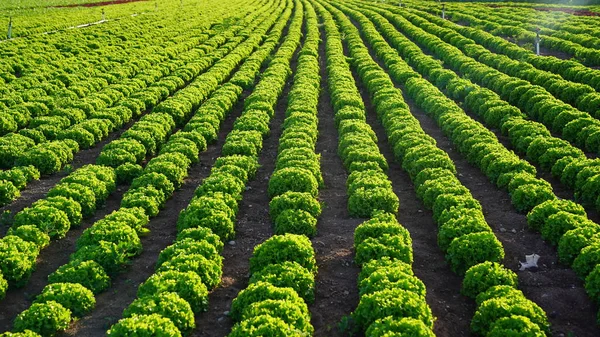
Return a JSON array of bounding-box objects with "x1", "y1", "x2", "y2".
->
[
  {"x1": 367, "y1": 2, "x2": 600, "y2": 213},
  {"x1": 0, "y1": 0, "x2": 241, "y2": 84},
  {"x1": 461, "y1": 3, "x2": 600, "y2": 48},
  {"x1": 367, "y1": 0, "x2": 600, "y2": 291},
  {"x1": 410, "y1": 0, "x2": 600, "y2": 66},
  {"x1": 315, "y1": 1, "x2": 435, "y2": 335},
  {"x1": 0, "y1": 4, "x2": 255, "y2": 207},
  {"x1": 107, "y1": 0, "x2": 305, "y2": 335},
  {"x1": 404, "y1": 4, "x2": 600, "y2": 95},
  {"x1": 329, "y1": 0, "x2": 553, "y2": 335},
  {"x1": 355, "y1": 0, "x2": 600, "y2": 329},
  {"x1": 0, "y1": 1, "x2": 288, "y2": 335},
  {"x1": 0, "y1": 4, "x2": 266, "y2": 296},
  {"x1": 390, "y1": 5, "x2": 600, "y2": 152},
  {"x1": 0, "y1": 0, "x2": 231, "y2": 132},
  {"x1": 0, "y1": 0, "x2": 154, "y2": 39},
  {"x1": 227, "y1": 0, "x2": 321, "y2": 335}
]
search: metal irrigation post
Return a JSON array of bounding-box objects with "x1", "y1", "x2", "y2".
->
[
  {"x1": 102, "y1": 9, "x2": 105, "y2": 21},
  {"x1": 442, "y1": 3, "x2": 446, "y2": 19},
  {"x1": 7, "y1": 17, "x2": 12, "y2": 39},
  {"x1": 535, "y1": 27, "x2": 541, "y2": 56}
]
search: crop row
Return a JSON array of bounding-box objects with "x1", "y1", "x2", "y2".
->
[
  {"x1": 329, "y1": 0, "x2": 553, "y2": 335},
  {"x1": 107, "y1": 0, "x2": 302, "y2": 335},
  {"x1": 351, "y1": 0, "x2": 600, "y2": 328},
  {"x1": 472, "y1": 6, "x2": 598, "y2": 42},
  {"x1": 0, "y1": 4, "x2": 258, "y2": 206},
  {"x1": 312, "y1": 0, "x2": 438, "y2": 335},
  {"x1": 0, "y1": 0, "x2": 283, "y2": 312},
  {"x1": 424, "y1": 1, "x2": 600, "y2": 66},
  {"x1": 361, "y1": 3, "x2": 600, "y2": 211},
  {"x1": 463, "y1": 4, "x2": 600, "y2": 40},
  {"x1": 405, "y1": 5, "x2": 600, "y2": 93},
  {"x1": 0, "y1": 0, "x2": 291, "y2": 335},
  {"x1": 0, "y1": 0, "x2": 235, "y2": 123},
  {"x1": 228, "y1": 0, "x2": 321, "y2": 334}
]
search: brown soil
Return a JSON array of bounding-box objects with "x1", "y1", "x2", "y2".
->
[
  {"x1": 193, "y1": 15, "x2": 365, "y2": 337},
  {"x1": 487, "y1": 4, "x2": 600, "y2": 17},
  {"x1": 358, "y1": 76, "x2": 475, "y2": 337},
  {"x1": 511, "y1": 38, "x2": 573, "y2": 60},
  {"x1": 189, "y1": 12, "x2": 304, "y2": 337},
  {"x1": 348, "y1": 24, "x2": 475, "y2": 336},
  {"x1": 190, "y1": 72, "x2": 293, "y2": 337},
  {"x1": 534, "y1": 7, "x2": 600, "y2": 17},
  {"x1": 408, "y1": 49, "x2": 599, "y2": 337},
  {"x1": 3, "y1": 3, "x2": 600, "y2": 337},
  {"x1": 344, "y1": 6, "x2": 600, "y2": 336},
  {"x1": 62, "y1": 89, "x2": 251, "y2": 336},
  {"x1": 537, "y1": 46, "x2": 573, "y2": 60},
  {"x1": 309, "y1": 23, "x2": 361, "y2": 337},
  {"x1": 0, "y1": 116, "x2": 139, "y2": 237},
  {"x1": 54, "y1": 0, "x2": 148, "y2": 8}
]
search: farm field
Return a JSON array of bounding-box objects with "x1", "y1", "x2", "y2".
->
[{"x1": 3, "y1": 0, "x2": 600, "y2": 336}]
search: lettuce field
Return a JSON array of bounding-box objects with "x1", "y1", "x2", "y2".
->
[{"x1": 2, "y1": 0, "x2": 600, "y2": 336}]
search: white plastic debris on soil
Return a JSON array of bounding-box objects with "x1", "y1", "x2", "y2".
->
[{"x1": 519, "y1": 254, "x2": 540, "y2": 271}]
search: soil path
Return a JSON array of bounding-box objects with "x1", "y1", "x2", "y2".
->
[
  {"x1": 308, "y1": 20, "x2": 362, "y2": 337},
  {"x1": 63, "y1": 88, "x2": 250, "y2": 336},
  {"x1": 192, "y1": 14, "x2": 302, "y2": 337}
]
